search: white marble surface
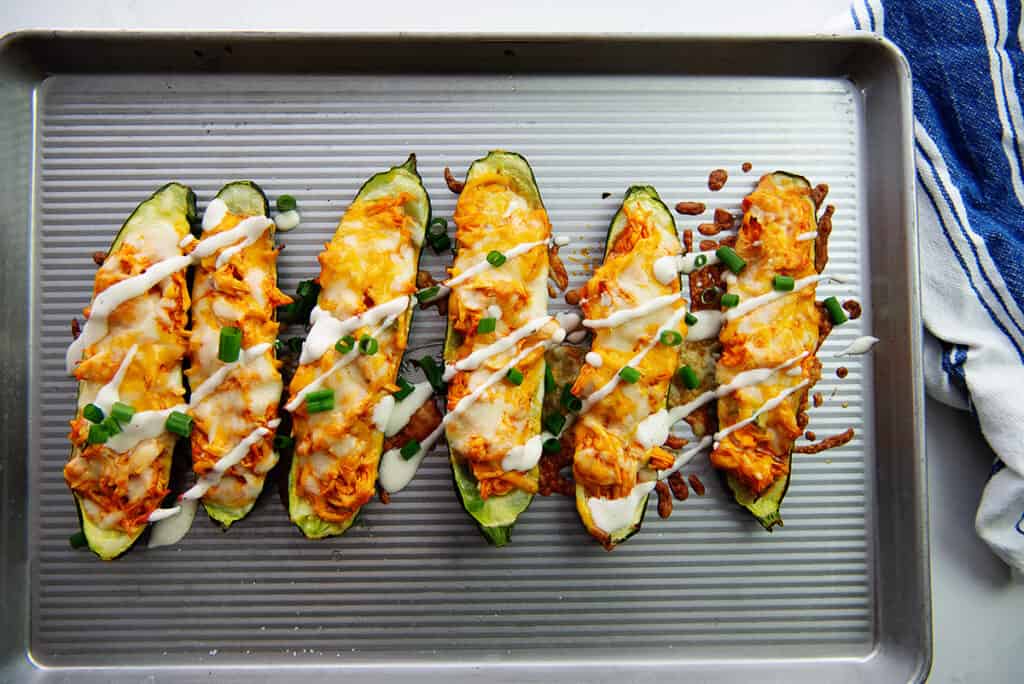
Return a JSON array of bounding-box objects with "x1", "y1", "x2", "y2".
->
[{"x1": 3, "y1": 1, "x2": 1022, "y2": 681}]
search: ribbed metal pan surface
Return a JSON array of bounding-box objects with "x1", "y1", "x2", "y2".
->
[
  {"x1": 2, "y1": 34, "x2": 926, "y2": 684},
  {"x1": 34, "y1": 72, "x2": 872, "y2": 659}
]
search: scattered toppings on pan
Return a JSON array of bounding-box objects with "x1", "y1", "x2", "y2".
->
[
  {"x1": 843, "y1": 298, "x2": 862, "y2": 319},
  {"x1": 742, "y1": 162, "x2": 753, "y2": 173},
  {"x1": 274, "y1": 194, "x2": 301, "y2": 232},
  {"x1": 675, "y1": 201, "x2": 705, "y2": 215},
  {"x1": 707, "y1": 168, "x2": 728, "y2": 191},
  {"x1": 794, "y1": 428, "x2": 855, "y2": 454},
  {"x1": 443, "y1": 166, "x2": 465, "y2": 193},
  {"x1": 427, "y1": 217, "x2": 452, "y2": 254},
  {"x1": 278, "y1": 279, "x2": 320, "y2": 325}
]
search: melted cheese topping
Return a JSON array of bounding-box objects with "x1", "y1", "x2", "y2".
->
[
  {"x1": 188, "y1": 207, "x2": 291, "y2": 512},
  {"x1": 288, "y1": 192, "x2": 418, "y2": 524},
  {"x1": 571, "y1": 199, "x2": 684, "y2": 500},
  {"x1": 64, "y1": 219, "x2": 192, "y2": 533},
  {"x1": 711, "y1": 174, "x2": 823, "y2": 495},
  {"x1": 446, "y1": 171, "x2": 552, "y2": 499}
]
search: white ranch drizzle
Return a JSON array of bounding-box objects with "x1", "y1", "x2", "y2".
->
[
  {"x1": 836, "y1": 335, "x2": 880, "y2": 357},
  {"x1": 275, "y1": 209, "x2": 301, "y2": 232},
  {"x1": 443, "y1": 239, "x2": 549, "y2": 289},
  {"x1": 442, "y1": 315, "x2": 553, "y2": 381},
  {"x1": 685, "y1": 310, "x2": 723, "y2": 342},
  {"x1": 301, "y1": 295, "x2": 412, "y2": 366},
  {"x1": 486, "y1": 304, "x2": 503, "y2": 320},
  {"x1": 178, "y1": 234, "x2": 197, "y2": 249},
  {"x1": 379, "y1": 330, "x2": 563, "y2": 493},
  {"x1": 796, "y1": 231, "x2": 818, "y2": 241},
  {"x1": 373, "y1": 395, "x2": 396, "y2": 432},
  {"x1": 92, "y1": 344, "x2": 138, "y2": 414},
  {"x1": 148, "y1": 498, "x2": 197, "y2": 548},
  {"x1": 554, "y1": 235, "x2": 571, "y2": 247},
  {"x1": 500, "y1": 433, "x2": 546, "y2": 472},
  {"x1": 723, "y1": 274, "x2": 822, "y2": 322},
  {"x1": 384, "y1": 381, "x2": 434, "y2": 438},
  {"x1": 582, "y1": 292, "x2": 681, "y2": 329},
  {"x1": 712, "y1": 380, "x2": 810, "y2": 447},
  {"x1": 584, "y1": 352, "x2": 603, "y2": 368},
  {"x1": 202, "y1": 198, "x2": 229, "y2": 232},
  {"x1": 66, "y1": 214, "x2": 275, "y2": 373}
]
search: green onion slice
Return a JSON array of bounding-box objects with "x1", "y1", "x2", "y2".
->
[
  {"x1": 694, "y1": 254, "x2": 708, "y2": 268},
  {"x1": 86, "y1": 423, "x2": 108, "y2": 445},
  {"x1": 83, "y1": 403, "x2": 104, "y2": 423},
  {"x1": 715, "y1": 246, "x2": 747, "y2": 274},
  {"x1": 218, "y1": 326, "x2": 242, "y2": 363},
  {"x1": 721, "y1": 293, "x2": 740, "y2": 308},
  {"x1": 336, "y1": 335, "x2": 356, "y2": 354},
  {"x1": 429, "y1": 233, "x2": 452, "y2": 254},
  {"x1": 101, "y1": 416, "x2": 121, "y2": 436},
  {"x1": 400, "y1": 439, "x2": 421, "y2": 461},
  {"x1": 542, "y1": 437, "x2": 562, "y2": 453},
  {"x1": 618, "y1": 366, "x2": 642, "y2": 383},
  {"x1": 544, "y1": 364, "x2": 556, "y2": 394},
  {"x1": 659, "y1": 330, "x2": 683, "y2": 346},
  {"x1": 824, "y1": 296, "x2": 848, "y2": 325},
  {"x1": 486, "y1": 250, "x2": 507, "y2": 267},
  {"x1": 358, "y1": 335, "x2": 379, "y2": 355},
  {"x1": 477, "y1": 317, "x2": 497, "y2": 334},
  {"x1": 676, "y1": 365, "x2": 699, "y2": 390},
  {"x1": 415, "y1": 356, "x2": 446, "y2": 393},
  {"x1": 543, "y1": 413, "x2": 567, "y2": 436},
  {"x1": 276, "y1": 194, "x2": 297, "y2": 212},
  {"x1": 416, "y1": 286, "x2": 441, "y2": 303},
  {"x1": 773, "y1": 274, "x2": 795, "y2": 291},
  {"x1": 393, "y1": 377, "x2": 415, "y2": 401},
  {"x1": 111, "y1": 401, "x2": 135, "y2": 423},
  {"x1": 685, "y1": 312, "x2": 699, "y2": 326},
  {"x1": 165, "y1": 411, "x2": 193, "y2": 438},
  {"x1": 506, "y1": 367, "x2": 524, "y2": 386}
]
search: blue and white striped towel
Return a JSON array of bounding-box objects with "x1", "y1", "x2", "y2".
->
[{"x1": 844, "y1": 0, "x2": 1024, "y2": 570}]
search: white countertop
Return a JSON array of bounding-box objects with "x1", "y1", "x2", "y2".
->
[{"x1": 4, "y1": 1, "x2": 1023, "y2": 681}]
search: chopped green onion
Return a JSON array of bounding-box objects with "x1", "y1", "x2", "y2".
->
[
  {"x1": 560, "y1": 384, "x2": 582, "y2": 412},
  {"x1": 721, "y1": 293, "x2": 740, "y2": 308},
  {"x1": 218, "y1": 326, "x2": 242, "y2": 363},
  {"x1": 69, "y1": 531, "x2": 88, "y2": 549},
  {"x1": 274, "y1": 338, "x2": 283, "y2": 353},
  {"x1": 824, "y1": 296, "x2": 848, "y2": 325},
  {"x1": 276, "y1": 301, "x2": 298, "y2": 324},
  {"x1": 273, "y1": 434, "x2": 294, "y2": 451},
  {"x1": 506, "y1": 368, "x2": 524, "y2": 386},
  {"x1": 111, "y1": 401, "x2": 135, "y2": 424},
  {"x1": 400, "y1": 439, "x2": 421, "y2": 460},
  {"x1": 543, "y1": 413, "x2": 567, "y2": 436},
  {"x1": 694, "y1": 254, "x2": 708, "y2": 268},
  {"x1": 86, "y1": 423, "x2": 108, "y2": 445},
  {"x1": 659, "y1": 330, "x2": 683, "y2": 346},
  {"x1": 296, "y1": 279, "x2": 317, "y2": 300},
  {"x1": 305, "y1": 388, "x2": 334, "y2": 413},
  {"x1": 676, "y1": 365, "x2": 699, "y2": 390},
  {"x1": 416, "y1": 286, "x2": 441, "y2": 303},
  {"x1": 165, "y1": 411, "x2": 193, "y2": 438},
  {"x1": 542, "y1": 437, "x2": 562, "y2": 453},
  {"x1": 101, "y1": 416, "x2": 121, "y2": 436},
  {"x1": 477, "y1": 317, "x2": 497, "y2": 334},
  {"x1": 276, "y1": 194, "x2": 297, "y2": 212},
  {"x1": 773, "y1": 275, "x2": 795, "y2": 291},
  {"x1": 83, "y1": 403, "x2": 104, "y2": 423},
  {"x1": 427, "y1": 218, "x2": 448, "y2": 237},
  {"x1": 335, "y1": 335, "x2": 356, "y2": 354},
  {"x1": 429, "y1": 233, "x2": 452, "y2": 254},
  {"x1": 358, "y1": 335, "x2": 379, "y2": 356},
  {"x1": 393, "y1": 377, "x2": 415, "y2": 401},
  {"x1": 486, "y1": 250, "x2": 507, "y2": 267},
  {"x1": 685, "y1": 312, "x2": 699, "y2": 326},
  {"x1": 618, "y1": 366, "x2": 642, "y2": 384},
  {"x1": 415, "y1": 356, "x2": 446, "y2": 393},
  {"x1": 544, "y1": 364, "x2": 556, "y2": 394},
  {"x1": 716, "y1": 246, "x2": 747, "y2": 274}
]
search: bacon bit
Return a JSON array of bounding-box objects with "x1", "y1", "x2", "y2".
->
[
  {"x1": 811, "y1": 183, "x2": 829, "y2": 208},
  {"x1": 601, "y1": 192, "x2": 612, "y2": 199},
  {"x1": 70, "y1": 317, "x2": 81, "y2": 340},
  {"x1": 379, "y1": 488, "x2": 391, "y2": 504},
  {"x1": 813, "y1": 392, "x2": 824, "y2": 407},
  {"x1": 699, "y1": 239, "x2": 719, "y2": 251},
  {"x1": 805, "y1": 430, "x2": 817, "y2": 441},
  {"x1": 675, "y1": 201, "x2": 706, "y2": 215},
  {"x1": 667, "y1": 471, "x2": 689, "y2": 501},
  {"x1": 683, "y1": 229, "x2": 694, "y2": 254},
  {"x1": 794, "y1": 428, "x2": 855, "y2": 454},
  {"x1": 548, "y1": 244, "x2": 569, "y2": 292},
  {"x1": 814, "y1": 204, "x2": 834, "y2": 273},
  {"x1": 655, "y1": 481, "x2": 673, "y2": 519},
  {"x1": 836, "y1": 366, "x2": 849, "y2": 379},
  {"x1": 91, "y1": 251, "x2": 106, "y2": 266},
  {"x1": 665, "y1": 434, "x2": 688, "y2": 450},
  {"x1": 843, "y1": 299, "x2": 862, "y2": 320},
  {"x1": 564, "y1": 288, "x2": 583, "y2": 306},
  {"x1": 688, "y1": 474, "x2": 706, "y2": 496},
  {"x1": 714, "y1": 208, "x2": 734, "y2": 228},
  {"x1": 698, "y1": 222, "x2": 721, "y2": 236},
  {"x1": 443, "y1": 166, "x2": 464, "y2": 194},
  {"x1": 708, "y1": 169, "x2": 728, "y2": 191},
  {"x1": 741, "y1": 162, "x2": 752, "y2": 173}
]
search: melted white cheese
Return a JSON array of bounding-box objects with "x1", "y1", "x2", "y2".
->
[
  {"x1": 586, "y1": 481, "x2": 656, "y2": 534},
  {"x1": 301, "y1": 295, "x2": 412, "y2": 366}
]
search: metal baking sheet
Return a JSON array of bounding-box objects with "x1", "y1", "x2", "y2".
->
[{"x1": 0, "y1": 34, "x2": 928, "y2": 683}]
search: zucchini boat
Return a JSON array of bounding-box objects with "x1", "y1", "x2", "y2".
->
[
  {"x1": 444, "y1": 150, "x2": 556, "y2": 546},
  {"x1": 186, "y1": 181, "x2": 292, "y2": 528},
  {"x1": 64, "y1": 183, "x2": 196, "y2": 560},
  {"x1": 570, "y1": 186, "x2": 685, "y2": 549},
  {"x1": 711, "y1": 172, "x2": 825, "y2": 529},
  {"x1": 286, "y1": 155, "x2": 430, "y2": 539}
]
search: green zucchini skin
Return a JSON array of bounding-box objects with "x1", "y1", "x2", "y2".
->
[
  {"x1": 720, "y1": 171, "x2": 818, "y2": 531},
  {"x1": 288, "y1": 155, "x2": 430, "y2": 540},
  {"x1": 573, "y1": 185, "x2": 679, "y2": 549},
  {"x1": 444, "y1": 151, "x2": 547, "y2": 547},
  {"x1": 197, "y1": 180, "x2": 275, "y2": 529},
  {"x1": 70, "y1": 182, "x2": 197, "y2": 560}
]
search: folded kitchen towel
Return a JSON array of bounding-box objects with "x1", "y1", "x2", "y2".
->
[{"x1": 846, "y1": 0, "x2": 1024, "y2": 570}]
